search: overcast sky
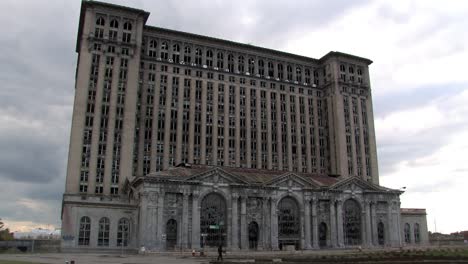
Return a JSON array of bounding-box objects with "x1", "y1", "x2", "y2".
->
[{"x1": 0, "y1": 0, "x2": 467, "y2": 234}]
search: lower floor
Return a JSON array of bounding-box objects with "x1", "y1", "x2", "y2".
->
[{"x1": 61, "y1": 167, "x2": 429, "y2": 251}]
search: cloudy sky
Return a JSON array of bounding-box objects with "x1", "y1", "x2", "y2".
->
[{"x1": 0, "y1": 0, "x2": 467, "y2": 234}]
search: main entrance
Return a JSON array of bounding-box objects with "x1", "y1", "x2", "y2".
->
[
  {"x1": 343, "y1": 199, "x2": 362, "y2": 246},
  {"x1": 200, "y1": 193, "x2": 227, "y2": 247},
  {"x1": 248, "y1": 221, "x2": 259, "y2": 249},
  {"x1": 277, "y1": 196, "x2": 300, "y2": 250}
]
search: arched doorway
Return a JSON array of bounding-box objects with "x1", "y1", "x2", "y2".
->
[
  {"x1": 377, "y1": 221, "x2": 385, "y2": 246},
  {"x1": 166, "y1": 219, "x2": 177, "y2": 249},
  {"x1": 278, "y1": 196, "x2": 300, "y2": 250},
  {"x1": 200, "y1": 193, "x2": 227, "y2": 247},
  {"x1": 248, "y1": 221, "x2": 259, "y2": 249},
  {"x1": 343, "y1": 199, "x2": 362, "y2": 246},
  {"x1": 319, "y1": 222, "x2": 328, "y2": 248}
]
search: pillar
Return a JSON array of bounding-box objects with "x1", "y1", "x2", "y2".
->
[
  {"x1": 336, "y1": 200, "x2": 344, "y2": 247},
  {"x1": 330, "y1": 200, "x2": 337, "y2": 248},
  {"x1": 311, "y1": 198, "x2": 319, "y2": 248},
  {"x1": 181, "y1": 192, "x2": 189, "y2": 249},
  {"x1": 365, "y1": 201, "x2": 372, "y2": 247},
  {"x1": 270, "y1": 198, "x2": 279, "y2": 250},
  {"x1": 240, "y1": 196, "x2": 248, "y2": 249},
  {"x1": 191, "y1": 193, "x2": 200, "y2": 249},
  {"x1": 304, "y1": 197, "x2": 312, "y2": 249},
  {"x1": 231, "y1": 194, "x2": 239, "y2": 250},
  {"x1": 156, "y1": 192, "x2": 165, "y2": 250}
]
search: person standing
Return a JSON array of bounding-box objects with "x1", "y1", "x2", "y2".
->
[{"x1": 217, "y1": 244, "x2": 223, "y2": 261}]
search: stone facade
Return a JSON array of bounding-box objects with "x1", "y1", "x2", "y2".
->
[{"x1": 61, "y1": 1, "x2": 428, "y2": 252}]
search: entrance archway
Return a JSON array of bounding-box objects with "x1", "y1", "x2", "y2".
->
[
  {"x1": 200, "y1": 193, "x2": 227, "y2": 247},
  {"x1": 248, "y1": 221, "x2": 259, "y2": 249},
  {"x1": 343, "y1": 199, "x2": 362, "y2": 246},
  {"x1": 166, "y1": 219, "x2": 177, "y2": 249},
  {"x1": 319, "y1": 222, "x2": 328, "y2": 248},
  {"x1": 278, "y1": 196, "x2": 300, "y2": 250}
]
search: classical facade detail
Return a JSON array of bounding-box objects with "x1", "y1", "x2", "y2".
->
[{"x1": 61, "y1": 1, "x2": 429, "y2": 252}]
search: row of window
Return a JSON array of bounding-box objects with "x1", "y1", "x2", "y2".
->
[
  {"x1": 78, "y1": 217, "x2": 130, "y2": 247},
  {"x1": 143, "y1": 38, "x2": 323, "y2": 86}
]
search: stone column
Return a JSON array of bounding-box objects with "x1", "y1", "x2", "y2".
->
[
  {"x1": 304, "y1": 197, "x2": 312, "y2": 249},
  {"x1": 365, "y1": 201, "x2": 373, "y2": 247},
  {"x1": 329, "y1": 200, "x2": 337, "y2": 248},
  {"x1": 304, "y1": 96, "x2": 312, "y2": 173},
  {"x1": 156, "y1": 192, "x2": 165, "y2": 250},
  {"x1": 371, "y1": 202, "x2": 378, "y2": 246},
  {"x1": 240, "y1": 196, "x2": 248, "y2": 249},
  {"x1": 182, "y1": 192, "x2": 189, "y2": 249},
  {"x1": 276, "y1": 92, "x2": 283, "y2": 170},
  {"x1": 261, "y1": 197, "x2": 269, "y2": 250},
  {"x1": 191, "y1": 193, "x2": 200, "y2": 249},
  {"x1": 138, "y1": 192, "x2": 149, "y2": 247},
  {"x1": 231, "y1": 194, "x2": 239, "y2": 250},
  {"x1": 336, "y1": 200, "x2": 344, "y2": 247},
  {"x1": 270, "y1": 198, "x2": 279, "y2": 250},
  {"x1": 386, "y1": 201, "x2": 393, "y2": 246},
  {"x1": 311, "y1": 198, "x2": 319, "y2": 248}
]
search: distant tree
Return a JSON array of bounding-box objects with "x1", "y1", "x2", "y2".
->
[{"x1": 0, "y1": 218, "x2": 14, "y2": 241}]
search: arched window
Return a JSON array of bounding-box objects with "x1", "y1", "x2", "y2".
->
[
  {"x1": 117, "y1": 218, "x2": 130, "y2": 247},
  {"x1": 166, "y1": 219, "x2": 177, "y2": 249},
  {"x1": 277, "y1": 63, "x2": 283, "y2": 79},
  {"x1": 349, "y1": 66, "x2": 354, "y2": 74},
  {"x1": 286, "y1": 65, "x2": 293, "y2": 80},
  {"x1": 110, "y1": 19, "x2": 119, "y2": 28},
  {"x1": 404, "y1": 223, "x2": 411, "y2": 243},
  {"x1": 414, "y1": 223, "x2": 420, "y2": 243},
  {"x1": 195, "y1": 48, "x2": 202, "y2": 65},
  {"x1": 109, "y1": 19, "x2": 119, "y2": 41},
  {"x1": 238, "y1": 56, "x2": 245, "y2": 73},
  {"x1": 122, "y1": 22, "x2": 132, "y2": 43},
  {"x1": 148, "y1": 40, "x2": 157, "y2": 58},
  {"x1": 296, "y1": 67, "x2": 302, "y2": 82},
  {"x1": 343, "y1": 199, "x2": 362, "y2": 245},
  {"x1": 267, "y1": 62, "x2": 274, "y2": 77},
  {"x1": 206, "y1": 50, "x2": 213, "y2": 67},
  {"x1": 227, "y1": 54, "x2": 234, "y2": 72},
  {"x1": 200, "y1": 193, "x2": 227, "y2": 247},
  {"x1": 184, "y1": 46, "x2": 191, "y2": 63},
  {"x1": 216, "y1": 52, "x2": 224, "y2": 69},
  {"x1": 160, "y1": 42, "x2": 168, "y2": 60},
  {"x1": 97, "y1": 217, "x2": 110, "y2": 246},
  {"x1": 377, "y1": 221, "x2": 385, "y2": 246},
  {"x1": 248, "y1": 57, "x2": 255, "y2": 75},
  {"x1": 96, "y1": 17, "x2": 105, "y2": 26},
  {"x1": 78, "y1": 216, "x2": 91, "y2": 246},
  {"x1": 94, "y1": 17, "x2": 105, "y2": 39},
  {"x1": 123, "y1": 22, "x2": 132, "y2": 31},
  {"x1": 172, "y1": 44, "x2": 180, "y2": 63},
  {"x1": 278, "y1": 196, "x2": 300, "y2": 249}
]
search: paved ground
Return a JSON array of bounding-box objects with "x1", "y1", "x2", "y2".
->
[{"x1": 0, "y1": 253, "x2": 212, "y2": 264}]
